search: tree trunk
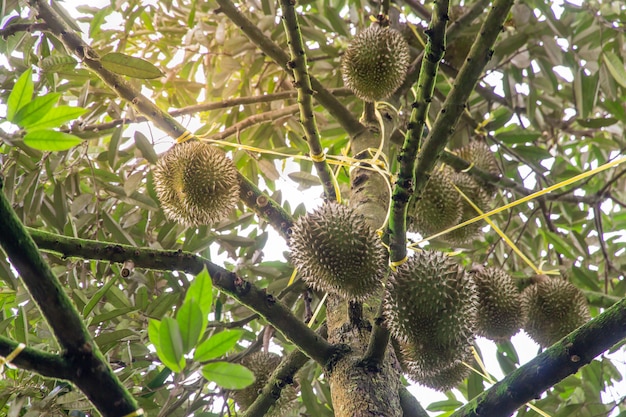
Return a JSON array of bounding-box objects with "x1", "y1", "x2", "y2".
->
[{"x1": 327, "y1": 116, "x2": 402, "y2": 417}]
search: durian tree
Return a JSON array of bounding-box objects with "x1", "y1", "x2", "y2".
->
[{"x1": 2, "y1": 0, "x2": 626, "y2": 416}]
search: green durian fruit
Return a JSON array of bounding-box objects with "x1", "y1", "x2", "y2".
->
[
  {"x1": 401, "y1": 340, "x2": 472, "y2": 381},
  {"x1": 457, "y1": 141, "x2": 500, "y2": 176},
  {"x1": 289, "y1": 202, "x2": 386, "y2": 300},
  {"x1": 409, "y1": 167, "x2": 463, "y2": 237},
  {"x1": 384, "y1": 250, "x2": 477, "y2": 349},
  {"x1": 399, "y1": 340, "x2": 472, "y2": 391},
  {"x1": 409, "y1": 359, "x2": 471, "y2": 392},
  {"x1": 153, "y1": 141, "x2": 239, "y2": 226},
  {"x1": 341, "y1": 25, "x2": 410, "y2": 102},
  {"x1": 522, "y1": 275, "x2": 590, "y2": 347},
  {"x1": 472, "y1": 266, "x2": 525, "y2": 341},
  {"x1": 456, "y1": 141, "x2": 500, "y2": 194},
  {"x1": 233, "y1": 352, "x2": 298, "y2": 417},
  {"x1": 441, "y1": 171, "x2": 493, "y2": 245}
]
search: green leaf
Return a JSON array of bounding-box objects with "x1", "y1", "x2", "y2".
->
[
  {"x1": 176, "y1": 298, "x2": 204, "y2": 353},
  {"x1": 185, "y1": 267, "x2": 213, "y2": 321},
  {"x1": 145, "y1": 292, "x2": 180, "y2": 319},
  {"x1": 194, "y1": 329, "x2": 243, "y2": 362},
  {"x1": 495, "y1": 129, "x2": 541, "y2": 144},
  {"x1": 288, "y1": 171, "x2": 322, "y2": 188},
  {"x1": 158, "y1": 317, "x2": 185, "y2": 372},
  {"x1": 14, "y1": 306, "x2": 28, "y2": 344},
  {"x1": 7, "y1": 69, "x2": 34, "y2": 121},
  {"x1": 100, "y1": 52, "x2": 163, "y2": 79},
  {"x1": 201, "y1": 362, "x2": 255, "y2": 390},
  {"x1": 134, "y1": 131, "x2": 159, "y2": 164},
  {"x1": 576, "y1": 117, "x2": 618, "y2": 128},
  {"x1": 541, "y1": 230, "x2": 577, "y2": 259},
  {"x1": 91, "y1": 307, "x2": 137, "y2": 325},
  {"x1": 25, "y1": 106, "x2": 88, "y2": 130},
  {"x1": 41, "y1": 55, "x2": 78, "y2": 73},
  {"x1": 148, "y1": 319, "x2": 161, "y2": 352},
  {"x1": 83, "y1": 276, "x2": 119, "y2": 317},
  {"x1": 603, "y1": 51, "x2": 626, "y2": 89},
  {"x1": 426, "y1": 399, "x2": 464, "y2": 412},
  {"x1": 93, "y1": 329, "x2": 135, "y2": 347},
  {"x1": 12, "y1": 93, "x2": 61, "y2": 128},
  {"x1": 23, "y1": 130, "x2": 84, "y2": 151}
]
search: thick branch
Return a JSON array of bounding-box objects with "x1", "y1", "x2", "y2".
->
[
  {"x1": 410, "y1": 0, "x2": 515, "y2": 214},
  {"x1": 0, "y1": 336, "x2": 72, "y2": 380},
  {"x1": 398, "y1": 387, "x2": 430, "y2": 417},
  {"x1": 238, "y1": 179, "x2": 294, "y2": 238},
  {"x1": 367, "y1": 0, "x2": 449, "y2": 370},
  {"x1": 27, "y1": 228, "x2": 336, "y2": 366},
  {"x1": 451, "y1": 296, "x2": 626, "y2": 417},
  {"x1": 388, "y1": 0, "x2": 449, "y2": 263},
  {"x1": 280, "y1": 0, "x2": 337, "y2": 200},
  {"x1": 0, "y1": 179, "x2": 138, "y2": 417}
]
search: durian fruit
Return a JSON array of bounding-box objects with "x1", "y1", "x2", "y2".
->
[
  {"x1": 408, "y1": 167, "x2": 463, "y2": 237},
  {"x1": 456, "y1": 141, "x2": 500, "y2": 194},
  {"x1": 153, "y1": 141, "x2": 239, "y2": 226},
  {"x1": 401, "y1": 341, "x2": 472, "y2": 390},
  {"x1": 441, "y1": 171, "x2": 493, "y2": 245},
  {"x1": 341, "y1": 24, "x2": 410, "y2": 102},
  {"x1": 457, "y1": 141, "x2": 500, "y2": 177},
  {"x1": 471, "y1": 266, "x2": 525, "y2": 341},
  {"x1": 289, "y1": 202, "x2": 387, "y2": 301},
  {"x1": 233, "y1": 352, "x2": 298, "y2": 417},
  {"x1": 409, "y1": 359, "x2": 470, "y2": 392},
  {"x1": 384, "y1": 250, "x2": 477, "y2": 349},
  {"x1": 522, "y1": 275, "x2": 590, "y2": 347}
]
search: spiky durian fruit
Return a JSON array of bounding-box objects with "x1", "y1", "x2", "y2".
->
[
  {"x1": 384, "y1": 250, "x2": 477, "y2": 349},
  {"x1": 410, "y1": 359, "x2": 471, "y2": 392},
  {"x1": 401, "y1": 340, "x2": 472, "y2": 382},
  {"x1": 457, "y1": 141, "x2": 500, "y2": 194},
  {"x1": 153, "y1": 141, "x2": 239, "y2": 226},
  {"x1": 442, "y1": 171, "x2": 493, "y2": 245},
  {"x1": 289, "y1": 202, "x2": 386, "y2": 300},
  {"x1": 233, "y1": 352, "x2": 298, "y2": 417},
  {"x1": 341, "y1": 25, "x2": 410, "y2": 102},
  {"x1": 398, "y1": 340, "x2": 472, "y2": 391},
  {"x1": 472, "y1": 266, "x2": 525, "y2": 341},
  {"x1": 409, "y1": 167, "x2": 463, "y2": 237},
  {"x1": 522, "y1": 276, "x2": 590, "y2": 347},
  {"x1": 457, "y1": 141, "x2": 500, "y2": 177}
]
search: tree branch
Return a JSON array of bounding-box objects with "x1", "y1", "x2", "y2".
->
[
  {"x1": 280, "y1": 0, "x2": 338, "y2": 200},
  {"x1": 26, "y1": 228, "x2": 337, "y2": 367},
  {"x1": 206, "y1": 104, "x2": 299, "y2": 141},
  {"x1": 451, "y1": 296, "x2": 626, "y2": 417},
  {"x1": 66, "y1": 88, "x2": 351, "y2": 135},
  {"x1": 398, "y1": 386, "x2": 430, "y2": 417},
  {"x1": 387, "y1": 0, "x2": 449, "y2": 263},
  {"x1": 367, "y1": 0, "x2": 449, "y2": 369},
  {"x1": 0, "y1": 178, "x2": 139, "y2": 417},
  {"x1": 0, "y1": 336, "x2": 72, "y2": 380},
  {"x1": 410, "y1": 0, "x2": 515, "y2": 219}
]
